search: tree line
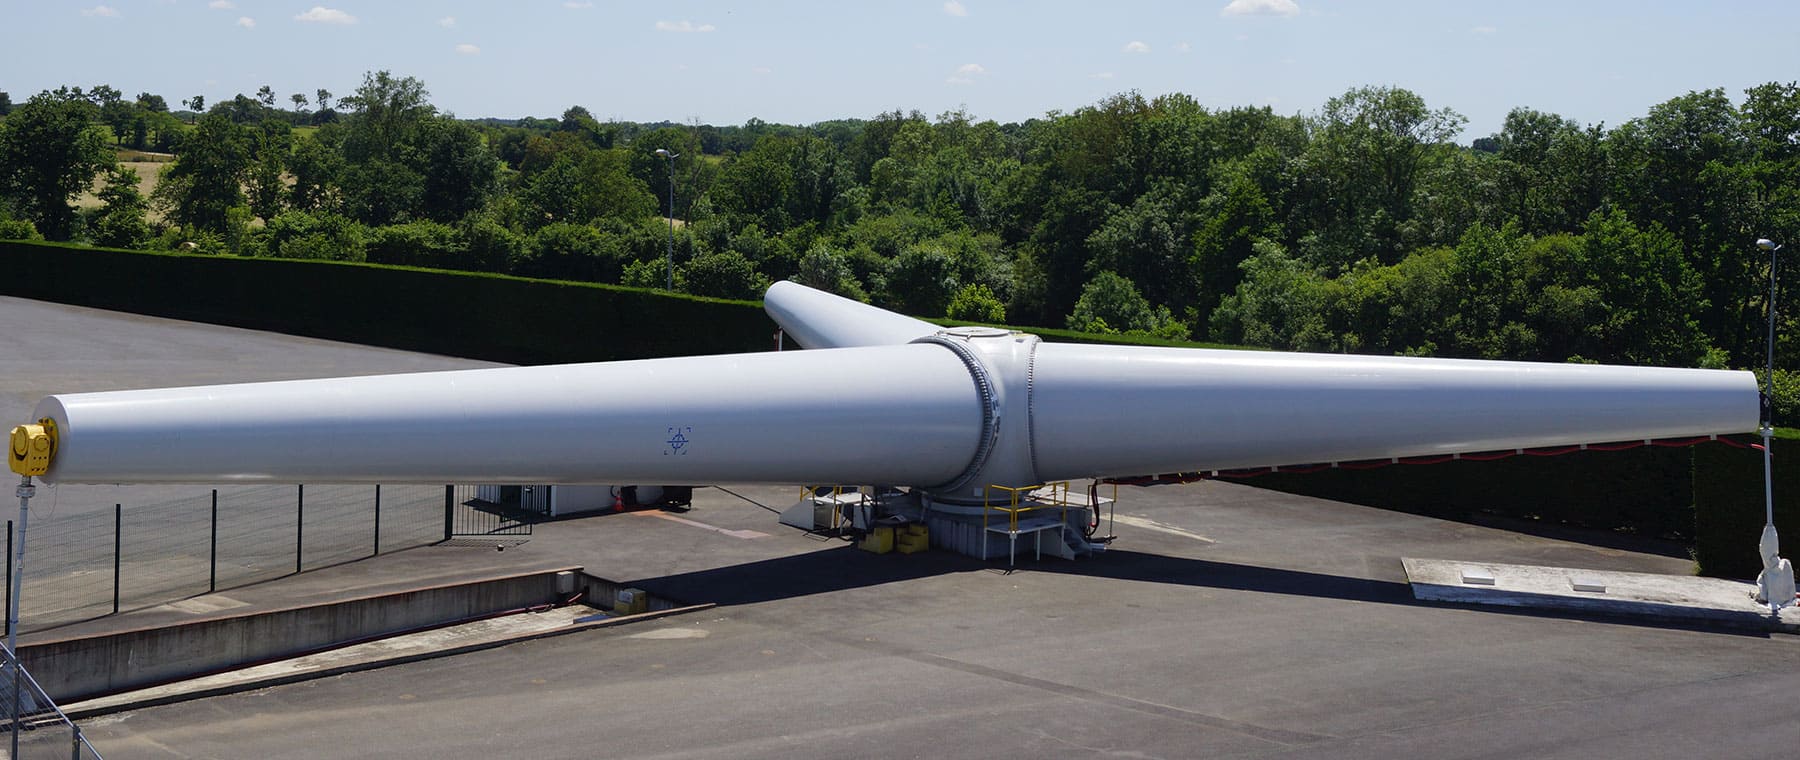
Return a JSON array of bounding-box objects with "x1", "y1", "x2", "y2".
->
[{"x1": 2, "y1": 72, "x2": 1798, "y2": 380}]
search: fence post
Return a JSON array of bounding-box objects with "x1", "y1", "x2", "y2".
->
[
  {"x1": 295, "y1": 485, "x2": 304, "y2": 574},
  {"x1": 373, "y1": 485, "x2": 382, "y2": 556},
  {"x1": 443, "y1": 485, "x2": 454, "y2": 542},
  {"x1": 209, "y1": 489, "x2": 218, "y2": 593},
  {"x1": 4, "y1": 520, "x2": 10, "y2": 641},
  {"x1": 112, "y1": 504, "x2": 121, "y2": 615}
]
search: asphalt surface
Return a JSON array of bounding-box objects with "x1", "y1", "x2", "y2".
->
[{"x1": 5, "y1": 296, "x2": 1799, "y2": 759}]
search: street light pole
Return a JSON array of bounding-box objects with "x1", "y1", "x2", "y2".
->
[
  {"x1": 1754, "y1": 237, "x2": 1794, "y2": 612},
  {"x1": 654, "y1": 148, "x2": 679, "y2": 291}
]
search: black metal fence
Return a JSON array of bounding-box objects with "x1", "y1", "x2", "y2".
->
[
  {"x1": 6, "y1": 484, "x2": 534, "y2": 633},
  {"x1": 0, "y1": 647, "x2": 101, "y2": 759}
]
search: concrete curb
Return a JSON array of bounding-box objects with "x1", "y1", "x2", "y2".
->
[
  {"x1": 62, "y1": 602, "x2": 715, "y2": 719},
  {"x1": 1403, "y1": 557, "x2": 1800, "y2": 633}
]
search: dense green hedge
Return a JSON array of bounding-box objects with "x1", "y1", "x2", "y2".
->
[
  {"x1": 1692, "y1": 440, "x2": 1800, "y2": 579},
  {"x1": 1252, "y1": 436, "x2": 1800, "y2": 578},
  {"x1": 1251, "y1": 446, "x2": 1699, "y2": 540},
  {"x1": 0, "y1": 240, "x2": 775, "y2": 365}
]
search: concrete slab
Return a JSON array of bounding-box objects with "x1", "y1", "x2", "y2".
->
[{"x1": 1404, "y1": 557, "x2": 1800, "y2": 631}]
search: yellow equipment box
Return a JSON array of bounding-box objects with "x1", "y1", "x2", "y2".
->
[
  {"x1": 859, "y1": 526, "x2": 895, "y2": 554},
  {"x1": 615, "y1": 587, "x2": 649, "y2": 614}
]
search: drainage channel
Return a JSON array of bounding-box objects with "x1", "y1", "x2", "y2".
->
[{"x1": 16, "y1": 568, "x2": 707, "y2": 718}]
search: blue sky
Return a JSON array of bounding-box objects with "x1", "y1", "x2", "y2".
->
[{"x1": 5, "y1": 1, "x2": 1798, "y2": 141}]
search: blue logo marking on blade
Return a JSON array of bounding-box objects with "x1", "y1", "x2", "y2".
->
[{"x1": 666, "y1": 426, "x2": 692, "y2": 455}]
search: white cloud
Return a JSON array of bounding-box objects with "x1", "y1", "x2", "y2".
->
[
  {"x1": 947, "y1": 62, "x2": 986, "y2": 85},
  {"x1": 1091, "y1": 71, "x2": 1115, "y2": 80},
  {"x1": 752, "y1": 66, "x2": 773, "y2": 75},
  {"x1": 207, "y1": 0, "x2": 234, "y2": 9},
  {"x1": 1220, "y1": 0, "x2": 1299, "y2": 18},
  {"x1": 455, "y1": 43, "x2": 480, "y2": 55},
  {"x1": 1471, "y1": 25, "x2": 1498, "y2": 34},
  {"x1": 80, "y1": 5, "x2": 119, "y2": 18},
  {"x1": 943, "y1": 1, "x2": 967, "y2": 16},
  {"x1": 439, "y1": 16, "x2": 456, "y2": 27},
  {"x1": 564, "y1": 1, "x2": 593, "y2": 8},
  {"x1": 1122, "y1": 40, "x2": 1150, "y2": 54},
  {"x1": 236, "y1": 16, "x2": 254, "y2": 28},
  {"x1": 295, "y1": 7, "x2": 356, "y2": 24},
  {"x1": 1175, "y1": 41, "x2": 1191, "y2": 53},
  {"x1": 655, "y1": 20, "x2": 716, "y2": 32}
]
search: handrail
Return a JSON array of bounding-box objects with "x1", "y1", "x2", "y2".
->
[{"x1": 980, "y1": 482, "x2": 1072, "y2": 533}]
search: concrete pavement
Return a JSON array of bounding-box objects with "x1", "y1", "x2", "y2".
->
[{"x1": 6, "y1": 296, "x2": 1799, "y2": 759}]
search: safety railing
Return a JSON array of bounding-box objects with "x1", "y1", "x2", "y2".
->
[{"x1": 979, "y1": 482, "x2": 1075, "y2": 566}]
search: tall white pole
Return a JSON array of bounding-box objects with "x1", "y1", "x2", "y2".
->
[
  {"x1": 1763, "y1": 241, "x2": 1779, "y2": 530},
  {"x1": 8, "y1": 475, "x2": 30, "y2": 759},
  {"x1": 1754, "y1": 238, "x2": 1793, "y2": 611},
  {"x1": 655, "y1": 149, "x2": 679, "y2": 291}
]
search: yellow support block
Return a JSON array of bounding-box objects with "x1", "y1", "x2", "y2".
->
[
  {"x1": 859, "y1": 526, "x2": 894, "y2": 554},
  {"x1": 896, "y1": 533, "x2": 929, "y2": 554},
  {"x1": 8, "y1": 419, "x2": 55, "y2": 477}
]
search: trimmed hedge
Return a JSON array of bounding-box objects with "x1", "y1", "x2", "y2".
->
[
  {"x1": 1251, "y1": 446, "x2": 1697, "y2": 541},
  {"x1": 0, "y1": 240, "x2": 775, "y2": 365},
  {"x1": 1252, "y1": 436, "x2": 1800, "y2": 579},
  {"x1": 1693, "y1": 440, "x2": 1800, "y2": 579}
]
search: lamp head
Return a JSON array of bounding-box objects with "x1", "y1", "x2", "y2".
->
[
  {"x1": 1758, "y1": 238, "x2": 1782, "y2": 251},
  {"x1": 654, "y1": 148, "x2": 671, "y2": 158}
]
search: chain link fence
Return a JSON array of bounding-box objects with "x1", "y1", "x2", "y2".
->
[
  {"x1": 9, "y1": 484, "x2": 489, "y2": 633},
  {"x1": 0, "y1": 645, "x2": 102, "y2": 758}
]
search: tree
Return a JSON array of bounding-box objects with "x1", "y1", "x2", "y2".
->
[
  {"x1": 86, "y1": 84, "x2": 122, "y2": 109},
  {"x1": 0, "y1": 91, "x2": 11, "y2": 116},
  {"x1": 287, "y1": 126, "x2": 343, "y2": 212},
  {"x1": 524, "y1": 148, "x2": 653, "y2": 228},
  {"x1": 256, "y1": 85, "x2": 276, "y2": 109},
  {"x1": 1292, "y1": 85, "x2": 1466, "y2": 268},
  {"x1": 1067, "y1": 271, "x2": 1156, "y2": 333},
  {"x1": 414, "y1": 118, "x2": 499, "y2": 222},
  {"x1": 184, "y1": 95, "x2": 204, "y2": 115},
  {"x1": 153, "y1": 113, "x2": 252, "y2": 234},
  {"x1": 90, "y1": 165, "x2": 151, "y2": 249},
  {"x1": 0, "y1": 89, "x2": 113, "y2": 239},
  {"x1": 341, "y1": 71, "x2": 433, "y2": 156},
  {"x1": 290, "y1": 93, "x2": 308, "y2": 116},
  {"x1": 134, "y1": 92, "x2": 167, "y2": 112},
  {"x1": 947, "y1": 283, "x2": 1005, "y2": 322},
  {"x1": 795, "y1": 243, "x2": 868, "y2": 301},
  {"x1": 681, "y1": 250, "x2": 769, "y2": 299},
  {"x1": 311, "y1": 89, "x2": 337, "y2": 125}
]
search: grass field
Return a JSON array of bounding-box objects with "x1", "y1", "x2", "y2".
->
[{"x1": 74, "y1": 152, "x2": 168, "y2": 215}]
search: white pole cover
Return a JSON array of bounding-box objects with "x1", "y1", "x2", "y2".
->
[{"x1": 35, "y1": 345, "x2": 983, "y2": 486}]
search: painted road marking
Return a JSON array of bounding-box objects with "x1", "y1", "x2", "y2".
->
[
  {"x1": 1109, "y1": 515, "x2": 1215, "y2": 544},
  {"x1": 632, "y1": 510, "x2": 769, "y2": 539}
]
